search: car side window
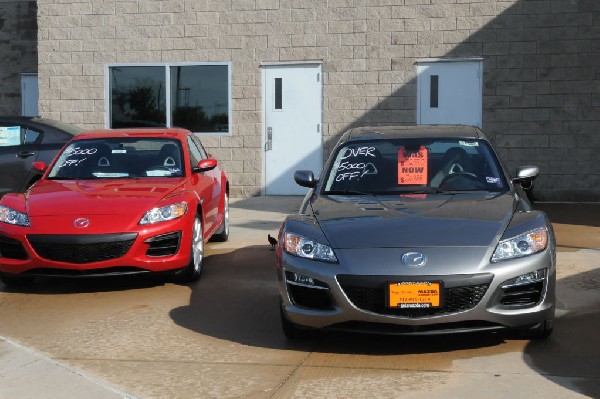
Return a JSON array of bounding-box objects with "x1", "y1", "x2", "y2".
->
[
  {"x1": 0, "y1": 125, "x2": 43, "y2": 147},
  {"x1": 0, "y1": 125, "x2": 22, "y2": 147},
  {"x1": 190, "y1": 135, "x2": 208, "y2": 159},
  {"x1": 21, "y1": 127, "x2": 42, "y2": 144},
  {"x1": 187, "y1": 136, "x2": 205, "y2": 167},
  {"x1": 23, "y1": 128, "x2": 41, "y2": 144}
]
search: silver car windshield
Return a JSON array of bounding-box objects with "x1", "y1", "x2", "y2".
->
[
  {"x1": 323, "y1": 138, "x2": 508, "y2": 194},
  {"x1": 48, "y1": 138, "x2": 184, "y2": 180}
]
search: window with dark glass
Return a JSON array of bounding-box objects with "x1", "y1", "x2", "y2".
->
[
  {"x1": 274, "y1": 78, "x2": 282, "y2": 110},
  {"x1": 109, "y1": 66, "x2": 167, "y2": 129},
  {"x1": 171, "y1": 65, "x2": 229, "y2": 133},
  {"x1": 108, "y1": 63, "x2": 231, "y2": 135},
  {"x1": 430, "y1": 75, "x2": 439, "y2": 108}
]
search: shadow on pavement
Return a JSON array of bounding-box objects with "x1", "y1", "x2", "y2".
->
[
  {"x1": 535, "y1": 203, "x2": 600, "y2": 252},
  {"x1": 170, "y1": 245, "x2": 509, "y2": 356},
  {"x1": 524, "y1": 268, "x2": 600, "y2": 398},
  {"x1": 230, "y1": 196, "x2": 303, "y2": 214},
  {"x1": 171, "y1": 245, "x2": 302, "y2": 350},
  {"x1": 535, "y1": 203, "x2": 600, "y2": 228},
  {"x1": 0, "y1": 273, "x2": 170, "y2": 295}
]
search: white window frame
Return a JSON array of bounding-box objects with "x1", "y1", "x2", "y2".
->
[{"x1": 104, "y1": 62, "x2": 232, "y2": 136}]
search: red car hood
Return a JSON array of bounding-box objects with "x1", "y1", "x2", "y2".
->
[{"x1": 26, "y1": 179, "x2": 184, "y2": 216}]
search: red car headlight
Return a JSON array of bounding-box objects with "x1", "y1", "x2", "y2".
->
[
  {"x1": 0, "y1": 205, "x2": 30, "y2": 227},
  {"x1": 139, "y1": 202, "x2": 188, "y2": 225}
]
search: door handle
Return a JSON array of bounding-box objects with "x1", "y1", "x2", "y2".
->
[
  {"x1": 265, "y1": 127, "x2": 273, "y2": 151},
  {"x1": 17, "y1": 151, "x2": 35, "y2": 158}
]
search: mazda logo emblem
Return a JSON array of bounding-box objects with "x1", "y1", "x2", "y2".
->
[
  {"x1": 402, "y1": 252, "x2": 426, "y2": 267},
  {"x1": 73, "y1": 218, "x2": 90, "y2": 228}
]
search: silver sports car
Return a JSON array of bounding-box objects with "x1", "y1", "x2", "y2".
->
[{"x1": 276, "y1": 125, "x2": 556, "y2": 339}]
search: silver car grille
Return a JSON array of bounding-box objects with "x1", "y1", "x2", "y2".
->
[{"x1": 339, "y1": 281, "x2": 490, "y2": 318}]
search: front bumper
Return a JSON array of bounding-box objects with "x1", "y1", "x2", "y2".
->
[
  {"x1": 278, "y1": 246, "x2": 556, "y2": 335},
  {"x1": 0, "y1": 219, "x2": 192, "y2": 277}
]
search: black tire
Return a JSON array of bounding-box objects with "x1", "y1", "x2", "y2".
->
[
  {"x1": 0, "y1": 273, "x2": 34, "y2": 287},
  {"x1": 177, "y1": 214, "x2": 204, "y2": 283},
  {"x1": 280, "y1": 303, "x2": 310, "y2": 339},
  {"x1": 211, "y1": 193, "x2": 229, "y2": 242}
]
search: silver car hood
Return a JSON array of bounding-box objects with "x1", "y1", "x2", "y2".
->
[{"x1": 311, "y1": 193, "x2": 516, "y2": 249}]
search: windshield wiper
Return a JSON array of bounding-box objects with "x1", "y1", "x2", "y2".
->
[
  {"x1": 325, "y1": 190, "x2": 374, "y2": 196},
  {"x1": 325, "y1": 188, "x2": 494, "y2": 196}
]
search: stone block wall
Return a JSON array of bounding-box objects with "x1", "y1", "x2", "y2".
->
[
  {"x1": 36, "y1": 0, "x2": 600, "y2": 200},
  {"x1": 0, "y1": 0, "x2": 37, "y2": 115}
]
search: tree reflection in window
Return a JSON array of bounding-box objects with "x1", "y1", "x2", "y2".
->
[
  {"x1": 109, "y1": 64, "x2": 230, "y2": 134},
  {"x1": 110, "y1": 66, "x2": 166, "y2": 128},
  {"x1": 171, "y1": 65, "x2": 229, "y2": 133}
]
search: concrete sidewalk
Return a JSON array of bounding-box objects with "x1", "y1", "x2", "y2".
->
[{"x1": 0, "y1": 336, "x2": 135, "y2": 399}]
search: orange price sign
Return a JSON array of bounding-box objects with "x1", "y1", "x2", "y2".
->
[{"x1": 398, "y1": 146, "x2": 428, "y2": 185}]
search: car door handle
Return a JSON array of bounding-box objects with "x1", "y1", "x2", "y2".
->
[{"x1": 17, "y1": 151, "x2": 35, "y2": 158}]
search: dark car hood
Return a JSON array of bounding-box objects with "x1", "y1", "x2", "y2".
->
[
  {"x1": 310, "y1": 193, "x2": 517, "y2": 248},
  {"x1": 26, "y1": 179, "x2": 184, "y2": 216}
]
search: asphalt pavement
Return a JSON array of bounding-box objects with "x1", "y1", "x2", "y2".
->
[{"x1": 0, "y1": 197, "x2": 600, "y2": 399}]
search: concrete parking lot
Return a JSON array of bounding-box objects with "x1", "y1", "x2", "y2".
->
[{"x1": 1, "y1": 197, "x2": 599, "y2": 398}]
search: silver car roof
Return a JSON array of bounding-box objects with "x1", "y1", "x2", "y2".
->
[{"x1": 344, "y1": 125, "x2": 485, "y2": 142}]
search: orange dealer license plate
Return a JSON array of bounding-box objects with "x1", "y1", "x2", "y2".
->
[{"x1": 387, "y1": 282, "x2": 442, "y2": 309}]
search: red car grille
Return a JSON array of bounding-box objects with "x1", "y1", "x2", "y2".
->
[
  {"x1": 27, "y1": 233, "x2": 137, "y2": 264},
  {"x1": 0, "y1": 235, "x2": 28, "y2": 260}
]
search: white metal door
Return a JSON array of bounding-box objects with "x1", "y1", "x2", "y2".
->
[
  {"x1": 417, "y1": 60, "x2": 482, "y2": 127},
  {"x1": 21, "y1": 74, "x2": 39, "y2": 117},
  {"x1": 263, "y1": 64, "x2": 323, "y2": 195}
]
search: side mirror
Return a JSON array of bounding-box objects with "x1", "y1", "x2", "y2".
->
[
  {"x1": 194, "y1": 158, "x2": 218, "y2": 173},
  {"x1": 294, "y1": 170, "x2": 318, "y2": 188},
  {"x1": 32, "y1": 161, "x2": 47, "y2": 172},
  {"x1": 512, "y1": 165, "x2": 539, "y2": 186}
]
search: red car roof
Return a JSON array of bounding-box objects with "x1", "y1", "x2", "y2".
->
[{"x1": 73, "y1": 128, "x2": 191, "y2": 140}]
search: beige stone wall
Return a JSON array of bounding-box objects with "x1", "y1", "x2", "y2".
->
[
  {"x1": 37, "y1": 0, "x2": 600, "y2": 200},
  {"x1": 0, "y1": 0, "x2": 37, "y2": 115}
]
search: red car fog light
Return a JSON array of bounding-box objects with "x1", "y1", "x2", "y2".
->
[{"x1": 144, "y1": 231, "x2": 181, "y2": 257}]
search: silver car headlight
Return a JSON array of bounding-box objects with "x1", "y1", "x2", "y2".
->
[
  {"x1": 0, "y1": 205, "x2": 30, "y2": 227},
  {"x1": 284, "y1": 232, "x2": 338, "y2": 263},
  {"x1": 140, "y1": 202, "x2": 188, "y2": 225},
  {"x1": 492, "y1": 227, "x2": 548, "y2": 262}
]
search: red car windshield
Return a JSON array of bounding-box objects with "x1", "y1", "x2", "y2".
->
[{"x1": 48, "y1": 138, "x2": 184, "y2": 180}]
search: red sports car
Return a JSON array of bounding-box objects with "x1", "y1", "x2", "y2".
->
[{"x1": 0, "y1": 128, "x2": 229, "y2": 285}]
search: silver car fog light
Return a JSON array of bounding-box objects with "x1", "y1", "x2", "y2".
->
[
  {"x1": 499, "y1": 268, "x2": 547, "y2": 307},
  {"x1": 501, "y1": 268, "x2": 547, "y2": 289},
  {"x1": 285, "y1": 271, "x2": 329, "y2": 290}
]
